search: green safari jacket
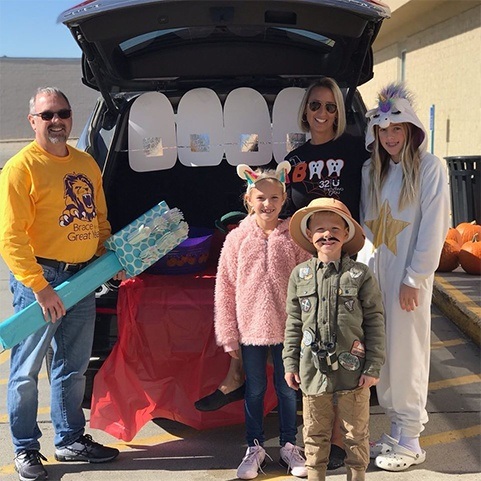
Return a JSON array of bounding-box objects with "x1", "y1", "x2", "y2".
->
[{"x1": 283, "y1": 254, "x2": 385, "y2": 395}]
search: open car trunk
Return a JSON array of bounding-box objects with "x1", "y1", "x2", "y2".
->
[{"x1": 60, "y1": 0, "x2": 390, "y2": 112}]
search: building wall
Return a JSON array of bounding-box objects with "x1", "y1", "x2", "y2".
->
[
  {"x1": 359, "y1": 3, "x2": 481, "y2": 158},
  {"x1": 0, "y1": 58, "x2": 99, "y2": 140}
]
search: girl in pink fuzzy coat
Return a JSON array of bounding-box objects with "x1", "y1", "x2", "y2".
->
[{"x1": 215, "y1": 161, "x2": 310, "y2": 480}]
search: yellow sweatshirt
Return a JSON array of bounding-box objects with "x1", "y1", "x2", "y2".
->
[{"x1": 0, "y1": 141, "x2": 111, "y2": 293}]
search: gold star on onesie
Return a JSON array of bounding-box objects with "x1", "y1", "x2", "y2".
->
[{"x1": 365, "y1": 200, "x2": 410, "y2": 255}]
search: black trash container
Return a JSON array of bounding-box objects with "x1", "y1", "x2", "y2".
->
[{"x1": 445, "y1": 156, "x2": 480, "y2": 227}]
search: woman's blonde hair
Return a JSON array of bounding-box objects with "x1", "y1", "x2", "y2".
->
[
  {"x1": 298, "y1": 77, "x2": 346, "y2": 140},
  {"x1": 369, "y1": 123, "x2": 420, "y2": 213},
  {"x1": 242, "y1": 168, "x2": 287, "y2": 214}
]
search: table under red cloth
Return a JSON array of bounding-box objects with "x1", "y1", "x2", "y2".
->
[{"x1": 89, "y1": 263, "x2": 278, "y2": 441}]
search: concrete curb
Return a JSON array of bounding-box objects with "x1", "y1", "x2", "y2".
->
[{"x1": 433, "y1": 278, "x2": 481, "y2": 346}]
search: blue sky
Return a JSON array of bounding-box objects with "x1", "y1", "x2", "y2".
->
[{"x1": 0, "y1": 1, "x2": 82, "y2": 58}]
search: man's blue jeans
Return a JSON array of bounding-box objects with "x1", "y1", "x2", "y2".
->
[
  {"x1": 8, "y1": 265, "x2": 96, "y2": 453},
  {"x1": 241, "y1": 343, "x2": 298, "y2": 447}
]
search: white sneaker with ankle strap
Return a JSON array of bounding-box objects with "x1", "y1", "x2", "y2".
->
[
  {"x1": 279, "y1": 442, "x2": 308, "y2": 477},
  {"x1": 236, "y1": 441, "x2": 268, "y2": 480}
]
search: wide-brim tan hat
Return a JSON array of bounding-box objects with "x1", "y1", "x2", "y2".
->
[{"x1": 289, "y1": 198, "x2": 365, "y2": 256}]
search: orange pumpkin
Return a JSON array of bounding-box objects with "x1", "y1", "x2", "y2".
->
[
  {"x1": 456, "y1": 220, "x2": 481, "y2": 245},
  {"x1": 446, "y1": 227, "x2": 462, "y2": 246},
  {"x1": 437, "y1": 238, "x2": 461, "y2": 272},
  {"x1": 456, "y1": 220, "x2": 474, "y2": 237},
  {"x1": 459, "y1": 233, "x2": 481, "y2": 275}
]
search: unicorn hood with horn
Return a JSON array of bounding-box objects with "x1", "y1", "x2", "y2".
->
[{"x1": 365, "y1": 83, "x2": 427, "y2": 153}]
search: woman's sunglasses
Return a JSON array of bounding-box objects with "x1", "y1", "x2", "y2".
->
[
  {"x1": 31, "y1": 109, "x2": 72, "y2": 121},
  {"x1": 308, "y1": 101, "x2": 337, "y2": 114}
]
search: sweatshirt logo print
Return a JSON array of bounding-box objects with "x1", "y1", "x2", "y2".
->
[
  {"x1": 290, "y1": 157, "x2": 345, "y2": 198},
  {"x1": 59, "y1": 173, "x2": 97, "y2": 227}
]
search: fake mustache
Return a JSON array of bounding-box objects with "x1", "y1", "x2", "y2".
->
[{"x1": 315, "y1": 236, "x2": 340, "y2": 244}]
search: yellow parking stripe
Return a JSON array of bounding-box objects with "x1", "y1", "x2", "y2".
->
[
  {"x1": 0, "y1": 350, "x2": 9, "y2": 365},
  {"x1": 0, "y1": 371, "x2": 47, "y2": 386},
  {"x1": 435, "y1": 276, "x2": 481, "y2": 317},
  {"x1": 421, "y1": 425, "x2": 481, "y2": 447},
  {"x1": 429, "y1": 373, "x2": 481, "y2": 391},
  {"x1": 0, "y1": 406, "x2": 50, "y2": 423},
  {"x1": 115, "y1": 432, "x2": 184, "y2": 450},
  {"x1": 431, "y1": 338, "x2": 466, "y2": 349}
]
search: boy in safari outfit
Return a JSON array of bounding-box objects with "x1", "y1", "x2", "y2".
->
[{"x1": 283, "y1": 198, "x2": 385, "y2": 481}]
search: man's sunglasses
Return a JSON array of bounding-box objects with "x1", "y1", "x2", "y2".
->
[
  {"x1": 308, "y1": 101, "x2": 337, "y2": 114},
  {"x1": 31, "y1": 109, "x2": 72, "y2": 121}
]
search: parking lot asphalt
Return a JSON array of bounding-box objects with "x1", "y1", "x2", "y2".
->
[{"x1": 0, "y1": 141, "x2": 480, "y2": 480}]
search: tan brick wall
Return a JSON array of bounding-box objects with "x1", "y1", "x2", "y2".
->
[{"x1": 359, "y1": 5, "x2": 481, "y2": 158}]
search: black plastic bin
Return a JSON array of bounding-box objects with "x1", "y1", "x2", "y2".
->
[{"x1": 445, "y1": 156, "x2": 480, "y2": 227}]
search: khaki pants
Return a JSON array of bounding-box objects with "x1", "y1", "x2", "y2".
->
[{"x1": 303, "y1": 387, "x2": 370, "y2": 481}]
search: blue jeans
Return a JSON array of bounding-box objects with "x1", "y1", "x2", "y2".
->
[
  {"x1": 241, "y1": 343, "x2": 298, "y2": 447},
  {"x1": 8, "y1": 266, "x2": 96, "y2": 453}
]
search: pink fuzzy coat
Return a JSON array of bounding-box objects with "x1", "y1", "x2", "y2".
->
[{"x1": 214, "y1": 214, "x2": 311, "y2": 351}]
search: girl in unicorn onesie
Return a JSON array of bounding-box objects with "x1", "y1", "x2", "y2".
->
[{"x1": 357, "y1": 83, "x2": 450, "y2": 472}]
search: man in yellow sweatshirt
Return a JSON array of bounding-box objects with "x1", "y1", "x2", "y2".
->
[{"x1": 0, "y1": 87, "x2": 122, "y2": 481}]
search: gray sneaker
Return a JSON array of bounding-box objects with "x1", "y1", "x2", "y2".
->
[
  {"x1": 14, "y1": 450, "x2": 48, "y2": 481},
  {"x1": 55, "y1": 434, "x2": 119, "y2": 463}
]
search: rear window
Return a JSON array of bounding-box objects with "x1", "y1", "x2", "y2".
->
[{"x1": 120, "y1": 26, "x2": 335, "y2": 56}]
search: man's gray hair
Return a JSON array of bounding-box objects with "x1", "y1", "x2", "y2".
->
[{"x1": 29, "y1": 87, "x2": 71, "y2": 114}]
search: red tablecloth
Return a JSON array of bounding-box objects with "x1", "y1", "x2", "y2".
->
[{"x1": 89, "y1": 262, "x2": 277, "y2": 441}]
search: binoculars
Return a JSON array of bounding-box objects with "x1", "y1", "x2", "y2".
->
[{"x1": 310, "y1": 340, "x2": 339, "y2": 373}]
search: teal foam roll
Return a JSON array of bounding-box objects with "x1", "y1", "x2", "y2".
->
[{"x1": 0, "y1": 252, "x2": 121, "y2": 351}]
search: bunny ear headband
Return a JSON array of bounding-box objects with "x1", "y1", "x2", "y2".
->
[
  {"x1": 365, "y1": 82, "x2": 426, "y2": 152},
  {"x1": 236, "y1": 161, "x2": 291, "y2": 192}
]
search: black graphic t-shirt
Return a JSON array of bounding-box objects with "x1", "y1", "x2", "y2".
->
[{"x1": 284, "y1": 133, "x2": 369, "y2": 222}]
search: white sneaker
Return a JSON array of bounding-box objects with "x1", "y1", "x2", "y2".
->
[
  {"x1": 279, "y1": 442, "x2": 307, "y2": 478},
  {"x1": 236, "y1": 442, "x2": 267, "y2": 480}
]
